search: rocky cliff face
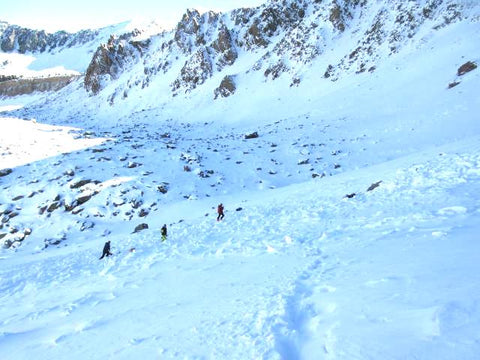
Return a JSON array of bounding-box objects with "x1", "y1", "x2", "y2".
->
[
  {"x1": 84, "y1": 32, "x2": 150, "y2": 95},
  {"x1": 77, "y1": 0, "x2": 478, "y2": 101}
]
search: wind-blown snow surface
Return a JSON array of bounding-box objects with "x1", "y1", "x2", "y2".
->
[{"x1": 1, "y1": 4, "x2": 480, "y2": 360}]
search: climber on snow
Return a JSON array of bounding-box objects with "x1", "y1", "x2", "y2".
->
[
  {"x1": 161, "y1": 224, "x2": 167, "y2": 242},
  {"x1": 99, "y1": 240, "x2": 113, "y2": 259},
  {"x1": 217, "y1": 203, "x2": 225, "y2": 221}
]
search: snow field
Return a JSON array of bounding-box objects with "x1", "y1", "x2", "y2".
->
[{"x1": 1, "y1": 133, "x2": 480, "y2": 358}]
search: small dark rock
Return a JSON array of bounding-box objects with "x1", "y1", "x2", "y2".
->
[
  {"x1": 72, "y1": 208, "x2": 84, "y2": 215},
  {"x1": 448, "y1": 81, "x2": 460, "y2": 89},
  {"x1": 134, "y1": 223, "x2": 149, "y2": 233},
  {"x1": 76, "y1": 194, "x2": 93, "y2": 206},
  {"x1": 7, "y1": 211, "x2": 19, "y2": 219},
  {"x1": 345, "y1": 193, "x2": 356, "y2": 199},
  {"x1": 367, "y1": 181, "x2": 382, "y2": 192},
  {"x1": 457, "y1": 61, "x2": 477, "y2": 76},
  {"x1": 127, "y1": 162, "x2": 142, "y2": 168},
  {"x1": 245, "y1": 132, "x2": 259, "y2": 139},
  {"x1": 47, "y1": 201, "x2": 62, "y2": 213},
  {"x1": 70, "y1": 179, "x2": 92, "y2": 189},
  {"x1": 0, "y1": 168, "x2": 12, "y2": 177},
  {"x1": 131, "y1": 199, "x2": 143, "y2": 209}
]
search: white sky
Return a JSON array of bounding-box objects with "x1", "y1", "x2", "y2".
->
[{"x1": 0, "y1": 0, "x2": 266, "y2": 32}]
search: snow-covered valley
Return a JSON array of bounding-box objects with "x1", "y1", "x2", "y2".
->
[{"x1": 1, "y1": 0, "x2": 480, "y2": 358}]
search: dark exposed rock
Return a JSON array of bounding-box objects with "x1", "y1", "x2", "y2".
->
[
  {"x1": 139, "y1": 209, "x2": 149, "y2": 217},
  {"x1": 329, "y1": 1, "x2": 351, "y2": 32},
  {"x1": 127, "y1": 161, "x2": 142, "y2": 168},
  {"x1": 174, "y1": 9, "x2": 205, "y2": 53},
  {"x1": 157, "y1": 184, "x2": 169, "y2": 194},
  {"x1": 245, "y1": 132, "x2": 259, "y2": 139},
  {"x1": 345, "y1": 193, "x2": 356, "y2": 199},
  {"x1": 3, "y1": 239, "x2": 14, "y2": 249},
  {"x1": 214, "y1": 75, "x2": 236, "y2": 99},
  {"x1": 47, "y1": 201, "x2": 62, "y2": 213},
  {"x1": 0, "y1": 168, "x2": 12, "y2": 177},
  {"x1": 6, "y1": 211, "x2": 19, "y2": 220},
  {"x1": 367, "y1": 181, "x2": 382, "y2": 192},
  {"x1": 264, "y1": 61, "x2": 288, "y2": 80},
  {"x1": 84, "y1": 34, "x2": 149, "y2": 94},
  {"x1": 76, "y1": 193, "x2": 94, "y2": 206},
  {"x1": 172, "y1": 48, "x2": 213, "y2": 93},
  {"x1": 199, "y1": 170, "x2": 214, "y2": 178},
  {"x1": 70, "y1": 179, "x2": 93, "y2": 189},
  {"x1": 131, "y1": 199, "x2": 143, "y2": 209},
  {"x1": 211, "y1": 25, "x2": 237, "y2": 69},
  {"x1": 457, "y1": 61, "x2": 477, "y2": 76},
  {"x1": 134, "y1": 223, "x2": 149, "y2": 233},
  {"x1": 448, "y1": 81, "x2": 460, "y2": 89}
]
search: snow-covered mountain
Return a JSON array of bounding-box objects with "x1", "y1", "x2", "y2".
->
[
  {"x1": 0, "y1": 0, "x2": 479, "y2": 359},
  {"x1": 0, "y1": 19, "x2": 163, "y2": 87}
]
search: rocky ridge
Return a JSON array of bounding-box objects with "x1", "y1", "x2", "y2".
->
[
  {"x1": 81, "y1": 0, "x2": 480, "y2": 100},
  {"x1": 0, "y1": 21, "x2": 100, "y2": 54}
]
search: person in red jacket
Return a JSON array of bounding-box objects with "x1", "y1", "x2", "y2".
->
[{"x1": 217, "y1": 203, "x2": 225, "y2": 221}]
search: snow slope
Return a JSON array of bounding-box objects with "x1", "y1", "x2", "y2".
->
[{"x1": 0, "y1": 0, "x2": 480, "y2": 359}]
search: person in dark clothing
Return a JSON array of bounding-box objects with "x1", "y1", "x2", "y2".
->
[
  {"x1": 99, "y1": 241, "x2": 112, "y2": 259},
  {"x1": 217, "y1": 203, "x2": 225, "y2": 221},
  {"x1": 161, "y1": 224, "x2": 167, "y2": 242}
]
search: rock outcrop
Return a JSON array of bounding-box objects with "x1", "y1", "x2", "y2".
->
[
  {"x1": 214, "y1": 75, "x2": 236, "y2": 99},
  {"x1": 84, "y1": 33, "x2": 150, "y2": 94}
]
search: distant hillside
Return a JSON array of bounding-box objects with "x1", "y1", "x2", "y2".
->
[
  {"x1": 0, "y1": 21, "x2": 100, "y2": 54},
  {"x1": 0, "y1": 20, "x2": 159, "y2": 96}
]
